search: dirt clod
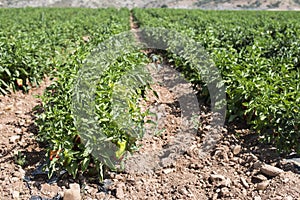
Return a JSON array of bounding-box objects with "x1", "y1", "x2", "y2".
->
[
  {"x1": 261, "y1": 164, "x2": 284, "y2": 177},
  {"x1": 64, "y1": 183, "x2": 81, "y2": 200},
  {"x1": 256, "y1": 180, "x2": 270, "y2": 190}
]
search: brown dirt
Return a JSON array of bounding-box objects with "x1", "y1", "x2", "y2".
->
[
  {"x1": 0, "y1": 78, "x2": 57, "y2": 199},
  {"x1": 0, "y1": 75, "x2": 300, "y2": 199}
]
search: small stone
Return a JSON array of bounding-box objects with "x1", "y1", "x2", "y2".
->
[
  {"x1": 253, "y1": 196, "x2": 262, "y2": 200},
  {"x1": 178, "y1": 186, "x2": 189, "y2": 195},
  {"x1": 12, "y1": 191, "x2": 19, "y2": 199},
  {"x1": 240, "y1": 177, "x2": 249, "y2": 188},
  {"x1": 127, "y1": 177, "x2": 135, "y2": 182},
  {"x1": 231, "y1": 157, "x2": 239, "y2": 163},
  {"x1": 282, "y1": 178, "x2": 289, "y2": 183},
  {"x1": 204, "y1": 125, "x2": 211, "y2": 130},
  {"x1": 260, "y1": 164, "x2": 283, "y2": 177},
  {"x1": 209, "y1": 174, "x2": 231, "y2": 187},
  {"x1": 190, "y1": 163, "x2": 196, "y2": 169},
  {"x1": 248, "y1": 153, "x2": 258, "y2": 162},
  {"x1": 232, "y1": 145, "x2": 242, "y2": 155},
  {"x1": 9, "y1": 135, "x2": 21, "y2": 143},
  {"x1": 283, "y1": 158, "x2": 300, "y2": 170},
  {"x1": 253, "y1": 161, "x2": 262, "y2": 169},
  {"x1": 238, "y1": 158, "x2": 243, "y2": 164},
  {"x1": 283, "y1": 195, "x2": 293, "y2": 200},
  {"x1": 163, "y1": 168, "x2": 174, "y2": 174},
  {"x1": 210, "y1": 174, "x2": 225, "y2": 182},
  {"x1": 212, "y1": 193, "x2": 218, "y2": 200},
  {"x1": 220, "y1": 187, "x2": 230, "y2": 197},
  {"x1": 116, "y1": 183, "x2": 125, "y2": 199},
  {"x1": 253, "y1": 174, "x2": 268, "y2": 182},
  {"x1": 223, "y1": 178, "x2": 232, "y2": 187},
  {"x1": 19, "y1": 167, "x2": 26, "y2": 177},
  {"x1": 256, "y1": 180, "x2": 269, "y2": 190},
  {"x1": 14, "y1": 128, "x2": 22, "y2": 134},
  {"x1": 64, "y1": 183, "x2": 81, "y2": 200},
  {"x1": 15, "y1": 110, "x2": 23, "y2": 115},
  {"x1": 41, "y1": 183, "x2": 60, "y2": 197}
]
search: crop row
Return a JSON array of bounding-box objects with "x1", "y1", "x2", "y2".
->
[
  {"x1": 133, "y1": 8, "x2": 300, "y2": 153},
  {"x1": 0, "y1": 8, "x2": 150, "y2": 180}
]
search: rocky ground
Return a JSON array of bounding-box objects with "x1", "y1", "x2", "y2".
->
[
  {"x1": 0, "y1": 53, "x2": 300, "y2": 199},
  {"x1": 0, "y1": 0, "x2": 300, "y2": 9},
  {"x1": 0, "y1": 65, "x2": 300, "y2": 199}
]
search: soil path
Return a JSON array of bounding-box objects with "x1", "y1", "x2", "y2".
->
[
  {"x1": 97, "y1": 11, "x2": 300, "y2": 200},
  {"x1": 0, "y1": 79, "x2": 55, "y2": 199}
]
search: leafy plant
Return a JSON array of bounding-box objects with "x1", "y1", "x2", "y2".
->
[
  {"x1": 30, "y1": 8, "x2": 151, "y2": 180},
  {"x1": 14, "y1": 151, "x2": 26, "y2": 167},
  {"x1": 133, "y1": 8, "x2": 300, "y2": 154}
]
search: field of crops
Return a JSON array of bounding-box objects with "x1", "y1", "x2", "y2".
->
[
  {"x1": 134, "y1": 8, "x2": 300, "y2": 153},
  {"x1": 0, "y1": 8, "x2": 299, "y2": 184},
  {"x1": 0, "y1": 8, "x2": 151, "y2": 180}
]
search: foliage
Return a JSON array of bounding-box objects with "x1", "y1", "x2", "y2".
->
[
  {"x1": 36, "y1": 8, "x2": 151, "y2": 180},
  {"x1": 14, "y1": 151, "x2": 27, "y2": 167},
  {"x1": 133, "y1": 8, "x2": 300, "y2": 154},
  {"x1": 0, "y1": 7, "x2": 150, "y2": 180}
]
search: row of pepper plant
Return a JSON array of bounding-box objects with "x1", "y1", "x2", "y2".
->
[
  {"x1": 0, "y1": 8, "x2": 150, "y2": 180},
  {"x1": 133, "y1": 8, "x2": 300, "y2": 154}
]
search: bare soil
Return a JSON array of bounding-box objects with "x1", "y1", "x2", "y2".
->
[{"x1": 0, "y1": 72, "x2": 299, "y2": 200}]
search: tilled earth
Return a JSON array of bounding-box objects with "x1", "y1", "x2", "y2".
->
[{"x1": 0, "y1": 68, "x2": 299, "y2": 199}]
